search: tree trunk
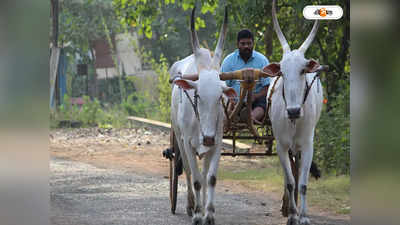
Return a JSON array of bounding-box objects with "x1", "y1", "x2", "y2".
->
[
  {"x1": 51, "y1": 0, "x2": 59, "y2": 48},
  {"x1": 51, "y1": 0, "x2": 60, "y2": 106},
  {"x1": 89, "y1": 47, "x2": 98, "y2": 100}
]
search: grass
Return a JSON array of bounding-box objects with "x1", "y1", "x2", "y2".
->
[{"x1": 218, "y1": 157, "x2": 350, "y2": 215}]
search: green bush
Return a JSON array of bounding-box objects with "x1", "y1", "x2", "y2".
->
[
  {"x1": 79, "y1": 96, "x2": 102, "y2": 126},
  {"x1": 315, "y1": 85, "x2": 350, "y2": 175},
  {"x1": 131, "y1": 47, "x2": 172, "y2": 122},
  {"x1": 121, "y1": 92, "x2": 156, "y2": 118},
  {"x1": 51, "y1": 94, "x2": 129, "y2": 129},
  {"x1": 97, "y1": 104, "x2": 129, "y2": 129},
  {"x1": 155, "y1": 54, "x2": 171, "y2": 122}
]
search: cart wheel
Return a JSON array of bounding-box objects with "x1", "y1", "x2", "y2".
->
[{"x1": 169, "y1": 131, "x2": 180, "y2": 214}]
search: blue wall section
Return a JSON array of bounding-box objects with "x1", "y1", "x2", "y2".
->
[{"x1": 57, "y1": 49, "x2": 68, "y2": 104}]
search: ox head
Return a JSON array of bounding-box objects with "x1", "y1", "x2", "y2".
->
[
  {"x1": 175, "y1": 7, "x2": 236, "y2": 147},
  {"x1": 263, "y1": 0, "x2": 325, "y2": 120}
]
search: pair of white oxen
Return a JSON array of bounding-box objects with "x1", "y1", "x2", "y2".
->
[{"x1": 170, "y1": 1, "x2": 326, "y2": 225}]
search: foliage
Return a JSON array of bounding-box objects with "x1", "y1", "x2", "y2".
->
[
  {"x1": 95, "y1": 76, "x2": 136, "y2": 105},
  {"x1": 56, "y1": 94, "x2": 80, "y2": 122},
  {"x1": 121, "y1": 91, "x2": 157, "y2": 118},
  {"x1": 156, "y1": 55, "x2": 172, "y2": 122},
  {"x1": 112, "y1": 0, "x2": 222, "y2": 65},
  {"x1": 58, "y1": 0, "x2": 125, "y2": 101},
  {"x1": 59, "y1": 0, "x2": 121, "y2": 61},
  {"x1": 51, "y1": 94, "x2": 129, "y2": 128},
  {"x1": 97, "y1": 104, "x2": 129, "y2": 128},
  {"x1": 315, "y1": 81, "x2": 350, "y2": 175},
  {"x1": 101, "y1": 13, "x2": 127, "y2": 102}
]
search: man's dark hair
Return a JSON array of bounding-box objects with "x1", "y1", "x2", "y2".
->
[{"x1": 237, "y1": 29, "x2": 254, "y2": 42}]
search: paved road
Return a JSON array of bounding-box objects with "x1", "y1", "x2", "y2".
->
[{"x1": 50, "y1": 157, "x2": 349, "y2": 225}]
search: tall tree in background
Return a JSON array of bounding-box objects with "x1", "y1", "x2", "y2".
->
[
  {"x1": 51, "y1": 0, "x2": 59, "y2": 48},
  {"x1": 51, "y1": 0, "x2": 60, "y2": 106},
  {"x1": 58, "y1": 0, "x2": 123, "y2": 100}
]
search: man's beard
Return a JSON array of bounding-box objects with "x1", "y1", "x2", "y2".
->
[{"x1": 239, "y1": 48, "x2": 252, "y2": 60}]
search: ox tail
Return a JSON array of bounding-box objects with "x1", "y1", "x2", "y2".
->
[
  {"x1": 310, "y1": 160, "x2": 321, "y2": 180},
  {"x1": 289, "y1": 150, "x2": 321, "y2": 180}
]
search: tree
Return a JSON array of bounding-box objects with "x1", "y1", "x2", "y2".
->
[{"x1": 58, "y1": 0, "x2": 123, "y2": 100}]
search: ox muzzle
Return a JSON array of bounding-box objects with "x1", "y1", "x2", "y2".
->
[{"x1": 287, "y1": 107, "x2": 301, "y2": 119}]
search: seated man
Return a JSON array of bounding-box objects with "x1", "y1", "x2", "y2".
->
[{"x1": 221, "y1": 29, "x2": 270, "y2": 123}]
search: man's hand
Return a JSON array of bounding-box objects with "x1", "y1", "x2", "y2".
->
[{"x1": 242, "y1": 68, "x2": 255, "y2": 82}]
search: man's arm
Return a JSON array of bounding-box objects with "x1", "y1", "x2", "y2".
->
[{"x1": 221, "y1": 55, "x2": 232, "y2": 87}]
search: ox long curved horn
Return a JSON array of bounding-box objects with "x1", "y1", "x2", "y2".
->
[
  {"x1": 272, "y1": 0, "x2": 290, "y2": 55},
  {"x1": 211, "y1": 6, "x2": 228, "y2": 68},
  {"x1": 190, "y1": 7, "x2": 200, "y2": 55},
  {"x1": 298, "y1": 19, "x2": 319, "y2": 54}
]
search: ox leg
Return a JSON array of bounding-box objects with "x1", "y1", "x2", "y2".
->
[
  {"x1": 180, "y1": 144, "x2": 195, "y2": 217},
  {"x1": 202, "y1": 156, "x2": 210, "y2": 210},
  {"x1": 277, "y1": 142, "x2": 299, "y2": 225},
  {"x1": 183, "y1": 140, "x2": 203, "y2": 225},
  {"x1": 174, "y1": 131, "x2": 195, "y2": 216},
  {"x1": 203, "y1": 148, "x2": 221, "y2": 225},
  {"x1": 298, "y1": 148, "x2": 313, "y2": 225}
]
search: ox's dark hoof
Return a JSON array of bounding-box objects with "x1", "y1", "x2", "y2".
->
[
  {"x1": 192, "y1": 216, "x2": 202, "y2": 225},
  {"x1": 186, "y1": 205, "x2": 193, "y2": 217},
  {"x1": 203, "y1": 215, "x2": 215, "y2": 225},
  {"x1": 287, "y1": 216, "x2": 299, "y2": 225},
  {"x1": 300, "y1": 216, "x2": 310, "y2": 225}
]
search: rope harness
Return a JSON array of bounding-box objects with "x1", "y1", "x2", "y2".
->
[
  {"x1": 181, "y1": 88, "x2": 221, "y2": 142},
  {"x1": 266, "y1": 73, "x2": 321, "y2": 114},
  {"x1": 183, "y1": 89, "x2": 200, "y2": 121}
]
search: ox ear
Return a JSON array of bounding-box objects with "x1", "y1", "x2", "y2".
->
[
  {"x1": 174, "y1": 79, "x2": 197, "y2": 90},
  {"x1": 262, "y1": 63, "x2": 281, "y2": 76},
  {"x1": 304, "y1": 59, "x2": 320, "y2": 73},
  {"x1": 222, "y1": 86, "x2": 237, "y2": 98}
]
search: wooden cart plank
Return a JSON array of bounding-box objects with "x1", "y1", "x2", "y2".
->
[{"x1": 127, "y1": 116, "x2": 251, "y2": 150}]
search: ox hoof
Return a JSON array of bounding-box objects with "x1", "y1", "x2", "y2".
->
[
  {"x1": 192, "y1": 216, "x2": 202, "y2": 225},
  {"x1": 186, "y1": 205, "x2": 193, "y2": 217},
  {"x1": 287, "y1": 215, "x2": 299, "y2": 225},
  {"x1": 299, "y1": 216, "x2": 310, "y2": 225},
  {"x1": 203, "y1": 215, "x2": 215, "y2": 225}
]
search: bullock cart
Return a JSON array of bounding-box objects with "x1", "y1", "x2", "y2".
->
[
  {"x1": 162, "y1": 66, "x2": 328, "y2": 216},
  {"x1": 163, "y1": 68, "x2": 278, "y2": 214}
]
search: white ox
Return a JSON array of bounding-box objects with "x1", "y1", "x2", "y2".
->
[
  {"x1": 263, "y1": 1, "x2": 327, "y2": 225},
  {"x1": 170, "y1": 7, "x2": 235, "y2": 225}
]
